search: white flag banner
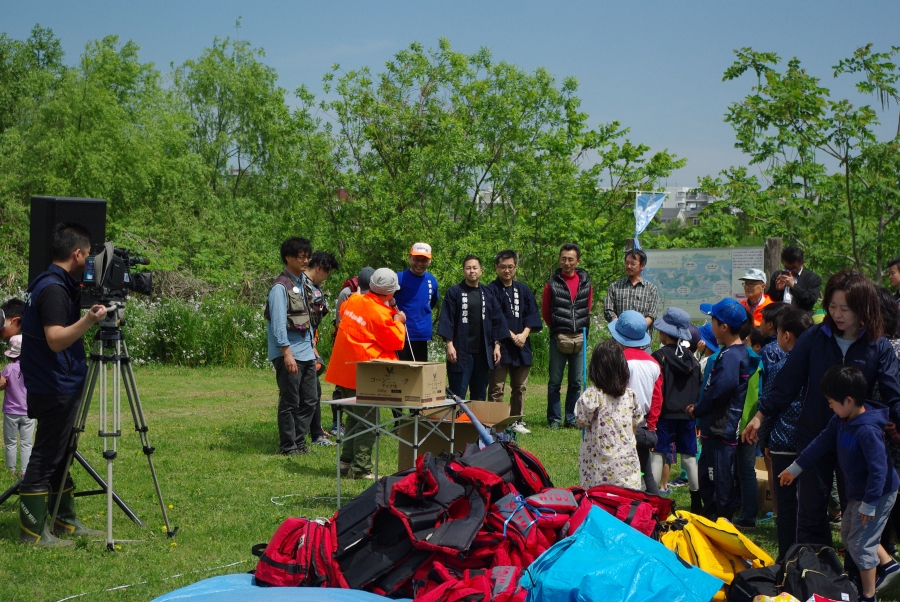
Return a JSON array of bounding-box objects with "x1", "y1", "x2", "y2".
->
[{"x1": 633, "y1": 192, "x2": 668, "y2": 249}]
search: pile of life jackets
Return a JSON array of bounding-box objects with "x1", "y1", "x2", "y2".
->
[{"x1": 253, "y1": 441, "x2": 674, "y2": 602}]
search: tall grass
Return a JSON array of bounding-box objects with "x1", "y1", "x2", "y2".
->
[{"x1": 116, "y1": 294, "x2": 270, "y2": 369}]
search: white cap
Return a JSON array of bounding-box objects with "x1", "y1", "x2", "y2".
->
[
  {"x1": 738, "y1": 268, "x2": 767, "y2": 285},
  {"x1": 410, "y1": 242, "x2": 432, "y2": 259}
]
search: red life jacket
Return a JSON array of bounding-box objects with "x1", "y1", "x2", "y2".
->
[
  {"x1": 252, "y1": 517, "x2": 347, "y2": 588},
  {"x1": 565, "y1": 484, "x2": 674, "y2": 540}
]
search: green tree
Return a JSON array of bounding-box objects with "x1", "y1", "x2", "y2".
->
[
  {"x1": 684, "y1": 45, "x2": 900, "y2": 281},
  {"x1": 297, "y1": 39, "x2": 684, "y2": 291}
]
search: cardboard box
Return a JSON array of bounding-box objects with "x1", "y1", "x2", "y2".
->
[
  {"x1": 397, "y1": 401, "x2": 521, "y2": 471},
  {"x1": 756, "y1": 468, "x2": 773, "y2": 516},
  {"x1": 355, "y1": 360, "x2": 446, "y2": 406}
]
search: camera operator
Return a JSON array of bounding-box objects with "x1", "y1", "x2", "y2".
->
[
  {"x1": 18, "y1": 222, "x2": 107, "y2": 546},
  {"x1": 766, "y1": 246, "x2": 821, "y2": 312}
]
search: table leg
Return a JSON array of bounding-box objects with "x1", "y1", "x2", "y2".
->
[
  {"x1": 450, "y1": 407, "x2": 456, "y2": 455},
  {"x1": 373, "y1": 407, "x2": 380, "y2": 481},
  {"x1": 413, "y1": 411, "x2": 419, "y2": 465},
  {"x1": 336, "y1": 406, "x2": 343, "y2": 507}
]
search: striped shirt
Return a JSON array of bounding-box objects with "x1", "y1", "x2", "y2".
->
[{"x1": 603, "y1": 277, "x2": 660, "y2": 323}]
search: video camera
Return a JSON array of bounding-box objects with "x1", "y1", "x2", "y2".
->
[{"x1": 81, "y1": 242, "x2": 152, "y2": 309}]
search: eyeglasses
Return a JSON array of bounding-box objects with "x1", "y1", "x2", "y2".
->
[{"x1": 497, "y1": 264, "x2": 516, "y2": 271}]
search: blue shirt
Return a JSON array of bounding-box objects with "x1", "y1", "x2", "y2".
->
[
  {"x1": 394, "y1": 269, "x2": 439, "y2": 341},
  {"x1": 266, "y1": 271, "x2": 315, "y2": 363}
]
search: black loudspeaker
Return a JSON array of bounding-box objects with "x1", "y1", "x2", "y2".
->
[{"x1": 29, "y1": 196, "x2": 107, "y2": 284}]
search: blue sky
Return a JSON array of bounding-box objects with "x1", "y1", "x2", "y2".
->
[{"x1": 3, "y1": 1, "x2": 898, "y2": 185}]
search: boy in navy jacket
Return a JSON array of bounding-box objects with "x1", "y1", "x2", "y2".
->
[
  {"x1": 688, "y1": 298, "x2": 753, "y2": 521},
  {"x1": 780, "y1": 366, "x2": 900, "y2": 602}
]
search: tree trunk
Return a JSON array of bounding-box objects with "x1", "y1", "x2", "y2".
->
[{"x1": 765, "y1": 237, "x2": 783, "y2": 277}]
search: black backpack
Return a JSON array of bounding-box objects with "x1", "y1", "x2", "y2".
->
[
  {"x1": 778, "y1": 544, "x2": 858, "y2": 602},
  {"x1": 728, "y1": 564, "x2": 780, "y2": 602}
]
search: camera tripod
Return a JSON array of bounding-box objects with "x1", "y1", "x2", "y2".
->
[{"x1": 51, "y1": 302, "x2": 177, "y2": 551}]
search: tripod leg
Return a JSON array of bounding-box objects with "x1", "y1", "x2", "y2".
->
[
  {"x1": 72, "y1": 452, "x2": 143, "y2": 525},
  {"x1": 102, "y1": 340, "x2": 122, "y2": 551},
  {"x1": 120, "y1": 342, "x2": 176, "y2": 537},
  {"x1": 0, "y1": 477, "x2": 22, "y2": 506},
  {"x1": 49, "y1": 342, "x2": 101, "y2": 530}
]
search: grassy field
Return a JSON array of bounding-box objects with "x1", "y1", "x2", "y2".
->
[{"x1": 0, "y1": 366, "x2": 889, "y2": 601}]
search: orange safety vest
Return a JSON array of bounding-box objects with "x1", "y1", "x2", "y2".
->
[
  {"x1": 324, "y1": 291, "x2": 406, "y2": 390},
  {"x1": 740, "y1": 294, "x2": 774, "y2": 327}
]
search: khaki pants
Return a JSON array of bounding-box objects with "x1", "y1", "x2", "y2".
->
[{"x1": 488, "y1": 364, "x2": 530, "y2": 417}]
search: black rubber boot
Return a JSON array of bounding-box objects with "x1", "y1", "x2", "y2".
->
[
  {"x1": 51, "y1": 485, "x2": 103, "y2": 537},
  {"x1": 19, "y1": 487, "x2": 74, "y2": 547},
  {"x1": 690, "y1": 490, "x2": 703, "y2": 514}
]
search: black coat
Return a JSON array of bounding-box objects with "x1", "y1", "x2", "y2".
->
[
  {"x1": 487, "y1": 279, "x2": 542, "y2": 367},
  {"x1": 437, "y1": 282, "x2": 509, "y2": 373},
  {"x1": 766, "y1": 268, "x2": 821, "y2": 312}
]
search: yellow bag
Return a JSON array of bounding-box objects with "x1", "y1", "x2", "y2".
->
[
  {"x1": 661, "y1": 511, "x2": 775, "y2": 601},
  {"x1": 751, "y1": 595, "x2": 800, "y2": 602}
]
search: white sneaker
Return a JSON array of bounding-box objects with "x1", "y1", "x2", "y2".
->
[{"x1": 510, "y1": 421, "x2": 531, "y2": 434}]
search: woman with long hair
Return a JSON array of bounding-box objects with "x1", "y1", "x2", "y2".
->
[{"x1": 743, "y1": 270, "x2": 900, "y2": 547}]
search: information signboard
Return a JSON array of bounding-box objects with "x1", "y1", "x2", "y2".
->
[{"x1": 642, "y1": 247, "x2": 765, "y2": 319}]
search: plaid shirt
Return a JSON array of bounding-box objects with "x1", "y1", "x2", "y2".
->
[{"x1": 603, "y1": 277, "x2": 660, "y2": 323}]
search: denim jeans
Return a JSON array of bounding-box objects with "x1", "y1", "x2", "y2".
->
[
  {"x1": 771, "y1": 453, "x2": 799, "y2": 562},
  {"x1": 697, "y1": 437, "x2": 737, "y2": 520},
  {"x1": 447, "y1": 353, "x2": 490, "y2": 401},
  {"x1": 546, "y1": 335, "x2": 583, "y2": 426},
  {"x1": 736, "y1": 441, "x2": 759, "y2": 522},
  {"x1": 4, "y1": 413, "x2": 35, "y2": 474}
]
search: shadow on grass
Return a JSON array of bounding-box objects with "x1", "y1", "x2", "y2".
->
[{"x1": 212, "y1": 423, "x2": 278, "y2": 455}]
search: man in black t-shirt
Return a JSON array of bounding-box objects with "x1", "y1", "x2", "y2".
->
[
  {"x1": 18, "y1": 222, "x2": 107, "y2": 546},
  {"x1": 437, "y1": 255, "x2": 508, "y2": 401}
]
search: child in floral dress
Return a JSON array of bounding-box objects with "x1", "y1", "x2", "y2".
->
[{"x1": 575, "y1": 339, "x2": 643, "y2": 489}]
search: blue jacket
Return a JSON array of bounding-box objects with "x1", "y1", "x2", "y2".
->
[
  {"x1": 791, "y1": 403, "x2": 900, "y2": 515},
  {"x1": 758, "y1": 323, "x2": 900, "y2": 450},
  {"x1": 20, "y1": 264, "x2": 87, "y2": 396},
  {"x1": 693, "y1": 343, "x2": 759, "y2": 443}
]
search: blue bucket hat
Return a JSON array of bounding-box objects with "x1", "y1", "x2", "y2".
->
[
  {"x1": 698, "y1": 322, "x2": 720, "y2": 354},
  {"x1": 653, "y1": 308, "x2": 692, "y2": 341},
  {"x1": 699, "y1": 298, "x2": 749, "y2": 329},
  {"x1": 607, "y1": 310, "x2": 651, "y2": 347}
]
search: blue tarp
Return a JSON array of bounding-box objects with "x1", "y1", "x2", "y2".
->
[
  {"x1": 521, "y1": 507, "x2": 723, "y2": 602},
  {"x1": 151, "y1": 574, "x2": 412, "y2": 602}
]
